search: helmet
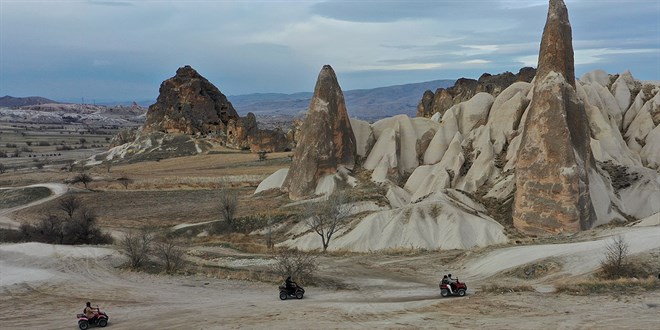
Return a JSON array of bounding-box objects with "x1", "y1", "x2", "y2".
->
[
  {"x1": 448, "y1": 274, "x2": 452, "y2": 278},
  {"x1": 86, "y1": 302, "x2": 91, "y2": 307}
]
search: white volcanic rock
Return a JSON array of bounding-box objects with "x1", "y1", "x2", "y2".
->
[
  {"x1": 363, "y1": 127, "x2": 397, "y2": 182},
  {"x1": 254, "y1": 168, "x2": 289, "y2": 194},
  {"x1": 487, "y1": 82, "x2": 531, "y2": 153},
  {"x1": 580, "y1": 70, "x2": 609, "y2": 87},
  {"x1": 625, "y1": 93, "x2": 660, "y2": 153},
  {"x1": 280, "y1": 192, "x2": 507, "y2": 252},
  {"x1": 350, "y1": 118, "x2": 374, "y2": 158},
  {"x1": 641, "y1": 125, "x2": 660, "y2": 168},
  {"x1": 611, "y1": 71, "x2": 637, "y2": 115},
  {"x1": 618, "y1": 166, "x2": 660, "y2": 219}
]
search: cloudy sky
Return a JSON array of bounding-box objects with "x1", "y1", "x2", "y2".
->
[{"x1": 1, "y1": 0, "x2": 659, "y2": 102}]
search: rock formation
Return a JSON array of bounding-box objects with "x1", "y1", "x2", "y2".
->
[
  {"x1": 143, "y1": 65, "x2": 239, "y2": 135},
  {"x1": 257, "y1": 1, "x2": 660, "y2": 251},
  {"x1": 417, "y1": 67, "x2": 536, "y2": 118},
  {"x1": 281, "y1": 65, "x2": 357, "y2": 199},
  {"x1": 513, "y1": 0, "x2": 596, "y2": 234}
]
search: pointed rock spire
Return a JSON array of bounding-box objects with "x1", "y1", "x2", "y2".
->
[
  {"x1": 536, "y1": 0, "x2": 576, "y2": 87},
  {"x1": 282, "y1": 65, "x2": 357, "y2": 200},
  {"x1": 513, "y1": 0, "x2": 596, "y2": 235}
]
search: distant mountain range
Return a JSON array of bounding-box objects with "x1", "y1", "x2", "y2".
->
[
  {"x1": 228, "y1": 79, "x2": 455, "y2": 121},
  {"x1": 1, "y1": 79, "x2": 455, "y2": 122},
  {"x1": 0, "y1": 95, "x2": 58, "y2": 107}
]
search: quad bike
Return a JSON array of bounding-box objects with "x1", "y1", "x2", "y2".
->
[
  {"x1": 77, "y1": 307, "x2": 109, "y2": 330},
  {"x1": 439, "y1": 278, "x2": 467, "y2": 297},
  {"x1": 279, "y1": 282, "x2": 305, "y2": 300}
]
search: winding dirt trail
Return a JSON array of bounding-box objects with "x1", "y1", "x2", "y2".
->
[{"x1": 0, "y1": 183, "x2": 69, "y2": 229}]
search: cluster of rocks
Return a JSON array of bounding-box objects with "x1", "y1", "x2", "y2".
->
[
  {"x1": 416, "y1": 67, "x2": 536, "y2": 119},
  {"x1": 107, "y1": 65, "x2": 291, "y2": 161},
  {"x1": 258, "y1": 0, "x2": 660, "y2": 251}
]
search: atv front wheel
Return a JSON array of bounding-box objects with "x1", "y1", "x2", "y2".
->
[
  {"x1": 98, "y1": 318, "x2": 108, "y2": 327},
  {"x1": 295, "y1": 291, "x2": 304, "y2": 299},
  {"x1": 79, "y1": 320, "x2": 89, "y2": 330},
  {"x1": 457, "y1": 289, "x2": 466, "y2": 297},
  {"x1": 440, "y1": 289, "x2": 449, "y2": 297},
  {"x1": 279, "y1": 291, "x2": 288, "y2": 300}
]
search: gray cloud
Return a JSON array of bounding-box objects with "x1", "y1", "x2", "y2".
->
[{"x1": 0, "y1": 0, "x2": 658, "y2": 101}]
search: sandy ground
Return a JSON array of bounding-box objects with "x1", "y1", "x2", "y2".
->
[{"x1": 1, "y1": 186, "x2": 659, "y2": 329}]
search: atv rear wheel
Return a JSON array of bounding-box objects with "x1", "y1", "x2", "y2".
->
[
  {"x1": 458, "y1": 289, "x2": 466, "y2": 297},
  {"x1": 440, "y1": 288, "x2": 449, "y2": 297},
  {"x1": 98, "y1": 318, "x2": 108, "y2": 327},
  {"x1": 295, "y1": 291, "x2": 304, "y2": 299},
  {"x1": 279, "y1": 291, "x2": 288, "y2": 300},
  {"x1": 79, "y1": 320, "x2": 89, "y2": 330}
]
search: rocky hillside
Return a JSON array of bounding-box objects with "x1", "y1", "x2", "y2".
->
[
  {"x1": 98, "y1": 66, "x2": 290, "y2": 164},
  {"x1": 229, "y1": 79, "x2": 455, "y2": 122},
  {"x1": 257, "y1": 0, "x2": 660, "y2": 252},
  {"x1": 0, "y1": 95, "x2": 58, "y2": 107}
]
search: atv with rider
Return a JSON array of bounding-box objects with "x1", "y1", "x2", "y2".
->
[{"x1": 439, "y1": 274, "x2": 467, "y2": 297}]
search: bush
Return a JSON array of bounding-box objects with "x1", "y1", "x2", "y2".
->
[
  {"x1": 211, "y1": 189, "x2": 238, "y2": 233},
  {"x1": 154, "y1": 237, "x2": 186, "y2": 274},
  {"x1": 272, "y1": 249, "x2": 318, "y2": 285},
  {"x1": 600, "y1": 235, "x2": 632, "y2": 279},
  {"x1": 119, "y1": 229, "x2": 154, "y2": 269},
  {"x1": 16, "y1": 208, "x2": 112, "y2": 245}
]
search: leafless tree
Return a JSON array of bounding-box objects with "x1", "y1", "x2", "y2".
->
[
  {"x1": 58, "y1": 195, "x2": 82, "y2": 218},
  {"x1": 600, "y1": 235, "x2": 630, "y2": 278},
  {"x1": 304, "y1": 191, "x2": 353, "y2": 252},
  {"x1": 272, "y1": 249, "x2": 318, "y2": 284},
  {"x1": 0, "y1": 163, "x2": 5, "y2": 174},
  {"x1": 36, "y1": 215, "x2": 66, "y2": 244},
  {"x1": 119, "y1": 229, "x2": 154, "y2": 269},
  {"x1": 117, "y1": 177, "x2": 133, "y2": 190},
  {"x1": 154, "y1": 237, "x2": 186, "y2": 274},
  {"x1": 219, "y1": 189, "x2": 238, "y2": 227},
  {"x1": 72, "y1": 173, "x2": 93, "y2": 188}
]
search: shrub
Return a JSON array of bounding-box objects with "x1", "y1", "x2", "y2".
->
[
  {"x1": 119, "y1": 229, "x2": 154, "y2": 269},
  {"x1": 600, "y1": 235, "x2": 632, "y2": 279},
  {"x1": 212, "y1": 189, "x2": 238, "y2": 233},
  {"x1": 272, "y1": 249, "x2": 318, "y2": 285},
  {"x1": 153, "y1": 237, "x2": 186, "y2": 274}
]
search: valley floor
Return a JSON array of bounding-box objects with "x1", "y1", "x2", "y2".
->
[{"x1": 1, "y1": 237, "x2": 659, "y2": 330}]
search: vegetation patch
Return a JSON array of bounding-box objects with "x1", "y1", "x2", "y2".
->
[
  {"x1": 504, "y1": 258, "x2": 562, "y2": 279},
  {"x1": 0, "y1": 186, "x2": 52, "y2": 209},
  {"x1": 555, "y1": 277, "x2": 660, "y2": 295},
  {"x1": 480, "y1": 284, "x2": 536, "y2": 294}
]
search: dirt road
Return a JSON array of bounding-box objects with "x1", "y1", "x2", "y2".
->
[
  {"x1": 0, "y1": 183, "x2": 69, "y2": 229},
  {"x1": 1, "y1": 232, "x2": 659, "y2": 329}
]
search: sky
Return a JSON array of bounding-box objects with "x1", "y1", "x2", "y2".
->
[{"x1": 1, "y1": 0, "x2": 659, "y2": 103}]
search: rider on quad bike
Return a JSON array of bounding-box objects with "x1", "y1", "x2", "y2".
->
[
  {"x1": 77, "y1": 302, "x2": 108, "y2": 329},
  {"x1": 279, "y1": 276, "x2": 305, "y2": 300},
  {"x1": 440, "y1": 274, "x2": 467, "y2": 297}
]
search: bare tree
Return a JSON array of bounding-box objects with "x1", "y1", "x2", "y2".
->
[
  {"x1": 305, "y1": 191, "x2": 353, "y2": 252},
  {"x1": 219, "y1": 189, "x2": 238, "y2": 228},
  {"x1": 0, "y1": 163, "x2": 5, "y2": 174},
  {"x1": 119, "y1": 229, "x2": 154, "y2": 269},
  {"x1": 58, "y1": 195, "x2": 82, "y2": 218},
  {"x1": 72, "y1": 173, "x2": 93, "y2": 188},
  {"x1": 117, "y1": 177, "x2": 133, "y2": 190},
  {"x1": 600, "y1": 235, "x2": 630, "y2": 278},
  {"x1": 154, "y1": 237, "x2": 186, "y2": 274},
  {"x1": 272, "y1": 249, "x2": 318, "y2": 284},
  {"x1": 36, "y1": 215, "x2": 66, "y2": 244}
]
